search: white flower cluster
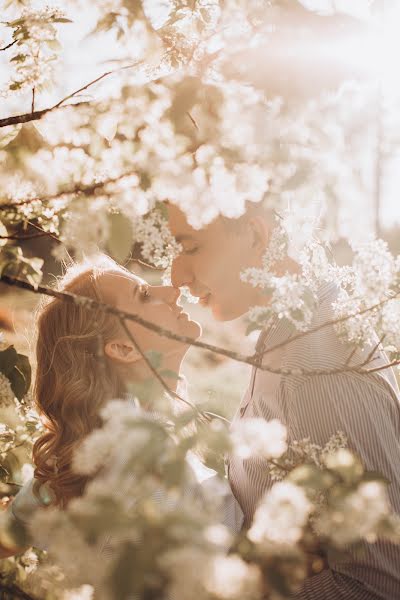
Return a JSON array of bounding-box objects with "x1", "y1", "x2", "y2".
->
[
  {"x1": 267, "y1": 431, "x2": 348, "y2": 481},
  {"x1": 262, "y1": 223, "x2": 288, "y2": 271},
  {"x1": 134, "y1": 206, "x2": 182, "y2": 269},
  {"x1": 158, "y1": 150, "x2": 268, "y2": 230},
  {"x1": 241, "y1": 212, "x2": 331, "y2": 332},
  {"x1": 161, "y1": 547, "x2": 262, "y2": 600},
  {"x1": 4, "y1": 6, "x2": 66, "y2": 96},
  {"x1": 248, "y1": 481, "x2": 311, "y2": 551},
  {"x1": 332, "y1": 239, "x2": 400, "y2": 347},
  {"x1": 72, "y1": 399, "x2": 154, "y2": 476},
  {"x1": 59, "y1": 197, "x2": 111, "y2": 260},
  {"x1": 315, "y1": 480, "x2": 391, "y2": 547},
  {"x1": 242, "y1": 268, "x2": 316, "y2": 332},
  {"x1": 231, "y1": 418, "x2": 287, "y2": 460}
]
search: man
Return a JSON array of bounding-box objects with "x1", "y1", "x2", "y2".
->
[{"x1": 167, "y1": 202, "x2": 400, "y2": 599}]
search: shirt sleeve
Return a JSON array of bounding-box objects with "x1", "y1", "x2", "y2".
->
[
  {"x1": 6, "y1": 477, "x2": 53, "y2": 550},
  {"x1": 287, "y1": 371, "x2": 400, "y2": 600}
]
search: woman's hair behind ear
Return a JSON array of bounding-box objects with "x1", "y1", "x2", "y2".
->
[{"x1": 32, "y1": 255, "x2": 127, "y2": 507}]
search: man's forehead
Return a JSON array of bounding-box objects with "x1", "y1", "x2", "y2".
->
[
  {"x1": 167, "y1": 204, "x2": 196, "y2": 236},
  {"x1": 167, "y1": 203, "x2": 216, "y2": 238}
]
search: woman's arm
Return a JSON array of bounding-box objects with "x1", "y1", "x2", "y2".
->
[
  {"x1": 0, "y1": 496, "x2": 29, "y2": 558},
  {"x1": 0, "y1": 477, "x2": 53, "y2": 556}
]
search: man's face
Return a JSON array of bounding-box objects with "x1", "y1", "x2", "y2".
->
[{"x1": 167, "y1": 204, "x2": 267, "y2": 321}]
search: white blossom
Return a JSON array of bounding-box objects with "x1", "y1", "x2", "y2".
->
[
  {"x1": 206, "y1": 554, "x2": 262, "y2": 599},
  {"x1": 248, "y1": 482, "x2": 311, "y2": 551},
  {"x1": 231, "y1": 418, "x2": 287, "y2": 460},
  {"x1": 315, "y1": 481, "x2": 391, "y2": 546}
]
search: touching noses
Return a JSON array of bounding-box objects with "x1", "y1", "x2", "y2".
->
[{"x1": 170, "y1": 255, "x2": 193, "y2": 289}]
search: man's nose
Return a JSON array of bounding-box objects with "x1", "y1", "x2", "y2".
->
[{"x1": 170, "y1": 255, "x2": 193, "y2": 289}]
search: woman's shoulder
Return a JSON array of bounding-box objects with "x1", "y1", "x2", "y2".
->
[{"x1": 7, "y1": 477, "x2": 55, "y2": 526}]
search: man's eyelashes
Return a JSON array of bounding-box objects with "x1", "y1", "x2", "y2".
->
[{"x1": 182, "y1": 246, "x2": 199, "y2": 255}]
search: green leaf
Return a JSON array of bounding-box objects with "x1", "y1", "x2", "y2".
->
[
  {"x1": 0, "y1": 346, "x2": 18, "y2": 377},
  {"x1": 0, "y1": 124, "x2": 22, "y2": 150},
  {"x1": 53, "y1": 17, "x2": 73, "y2": 23},
  {"x1": 108, "y1": 212, "x2": 133, "y2": 263},
  {"x1": 45, "y1": 39, "x2": 62, "y2": 51},
  {"x1": 159, "y1": 369, "x2": 180, "y2": 381},
  {"x1": 144, "y1": 350, "x2": 162, "y2": 370},
  {"x1": 10, "y1": 53, "x2": 26, "y2": 63},
  {"x1": 155, "y1": 200, "x2": 168, "y2": 219}
]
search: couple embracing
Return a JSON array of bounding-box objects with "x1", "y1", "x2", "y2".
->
[{"x1": 5, "y1": 203, "x2": 400, "y2": 599}]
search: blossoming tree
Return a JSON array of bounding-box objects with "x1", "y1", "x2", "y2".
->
[{"x1": 1, "y1": 0, "x2": 400, "y2": 598}]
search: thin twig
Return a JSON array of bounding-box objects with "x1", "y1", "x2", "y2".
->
[
  {"x1": 360, "y1": 334, "x2": 386, "y2": 368},
  {"x1": 365, "y1": 359, "x2": 400, "y2": 375},
  {"x1": 186, "y1": 111, "x2": 199, "y2": 130},
  {"x1": 0, "y1": 39, "x2": 17, "y2": 51},
  {"x1": 0, "y1": 171, "x2": 137, "y2": 210},
  {"x1": 31, "y1": 87, "x2": 35, "y2": 113},
  {"x1": 344, "y1": 343, "x2": 359, "y2": 368},
  {"x1": 0, "y1": 231, "x2": 50, "y2": 241},
  {"x1": 258, "y1": 293, "x2": 399, "y2": 359},
  {"x1": 27, "y1": 221, "x2": 61, "y2": 243},
  {"x1": 0, "y1": 101, "x2": 89, "y2": 128},
  {"x1": 0, "y1": 58, "x2": 144, "y2": 129}
]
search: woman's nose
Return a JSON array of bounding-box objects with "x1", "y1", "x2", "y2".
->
[{"x1": 152, "y1": 286, "x2": 180, "y2": 306}]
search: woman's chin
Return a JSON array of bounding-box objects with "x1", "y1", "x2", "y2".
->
[{"x1": 182, "y1": 316, "x2": 201, "y2": 339}]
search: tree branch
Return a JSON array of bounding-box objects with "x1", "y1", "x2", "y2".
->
[
  {"x1": 0, "y1": 274, "x2": 398, "y2": 380},
  {"x1": 0, "y1": 101, "x2": 89, "y2": 128},
  {"x1": 0, "y1": 58, "x2": 146, "y2": 129},
  {"x1": 0, "y1": 171, "x2": 138, "y2": 211},
  {"x1": 0, "y1": 231, "x2": 50, "y2": 241}
]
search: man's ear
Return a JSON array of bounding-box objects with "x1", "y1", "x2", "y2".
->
[
  {"x1": 104, "y1": 340, "x2": 141, "y2": 364},
  {"x1": 248, "y1": 216, "x2": 269, "y2": 257}
]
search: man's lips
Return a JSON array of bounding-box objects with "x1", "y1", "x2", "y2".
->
[{"x1": 199, "y1": 293, "x2": 211, "y2": 307}]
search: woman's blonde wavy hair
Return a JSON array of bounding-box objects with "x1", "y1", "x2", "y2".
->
[{"x1": 32, "y1": 255, "x2": 129, "y2": 508}]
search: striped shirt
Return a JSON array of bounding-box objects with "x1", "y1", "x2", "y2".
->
[{"x1": 227, "y1": 281, "x2": 400, "y2": 599}]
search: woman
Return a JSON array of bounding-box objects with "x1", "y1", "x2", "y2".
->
[{"x1": 1, "y1": 255, "x2": 242, "y2": 557}]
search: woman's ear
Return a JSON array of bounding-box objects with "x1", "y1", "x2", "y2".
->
[
  {"x1": 248, "y1": 215, "x2": 269, "y2": 258},
  {"x1": 104, "y1": 340, "x2": 141, "y2": 364}
]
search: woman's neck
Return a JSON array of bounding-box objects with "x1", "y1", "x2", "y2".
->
[{"x1": 125, "y1": 349, "x2": 186, "y2": 409}]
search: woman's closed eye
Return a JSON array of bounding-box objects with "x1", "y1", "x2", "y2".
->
[{"x1": 139, "y1": 285, "x2": 151, "y2": 302}]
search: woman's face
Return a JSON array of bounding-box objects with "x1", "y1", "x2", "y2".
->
[{"x1": 100, "y1": 271, "x2": 201, "y2": 364}]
